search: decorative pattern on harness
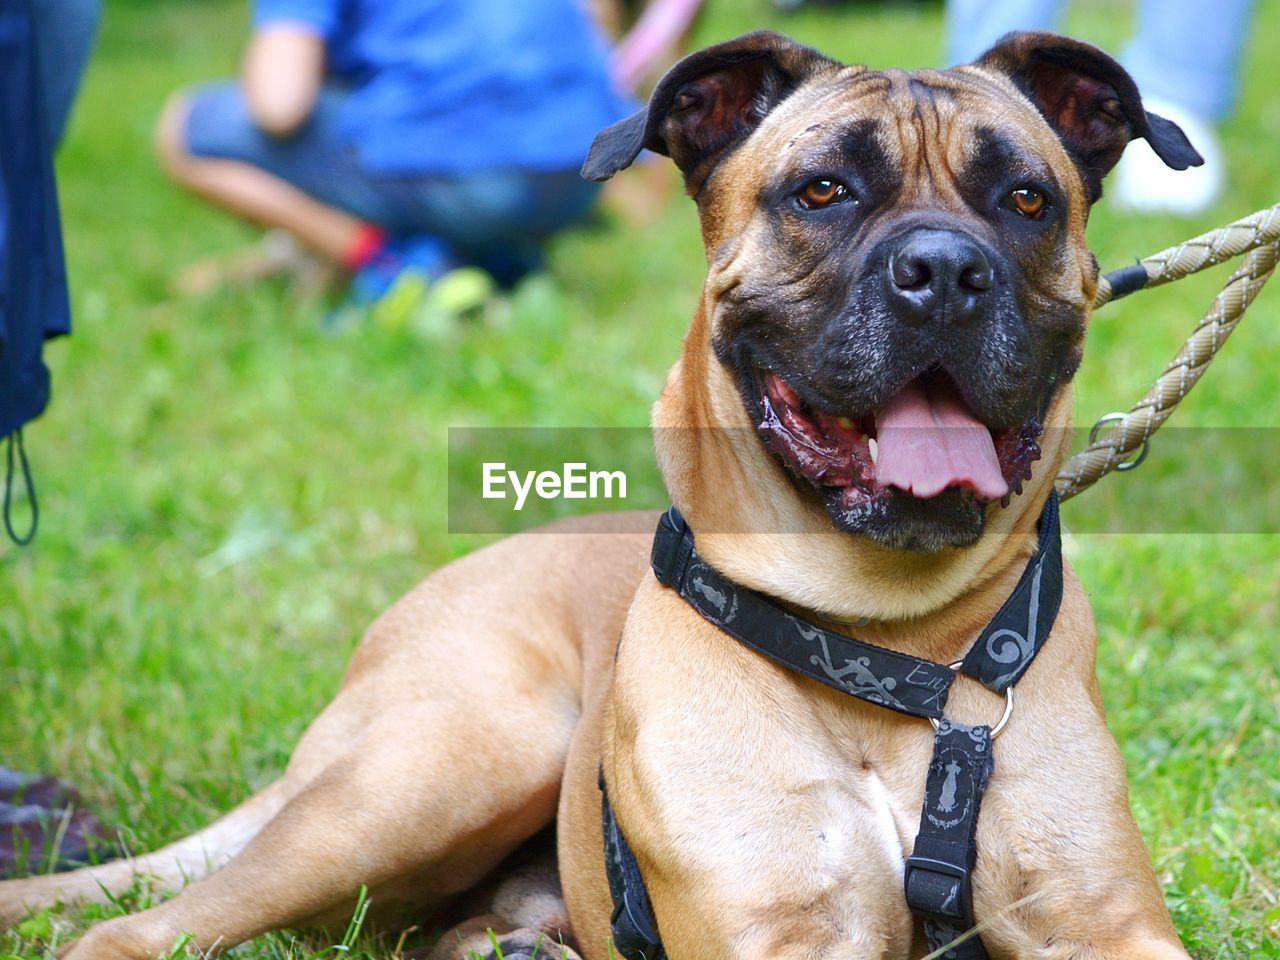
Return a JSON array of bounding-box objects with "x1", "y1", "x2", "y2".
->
[
  {"x1": 651, "y1": 521, "x2": 960, "y2": 720},
  {"x1": 959, "y1": 493, "x2": 1062, "y2": 694},
  {"x1": 601, "y1": 495, "x2": 1063, "y2": 959},
  {"x1": 904, "y1": 721, "x2": 996, "y2": 959}
]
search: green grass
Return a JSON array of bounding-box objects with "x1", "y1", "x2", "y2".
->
[{"x1": 2, "y1": 0, "x2": 1278, "y2": 957}]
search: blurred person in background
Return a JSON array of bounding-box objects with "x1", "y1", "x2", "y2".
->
[
  {"x1": 596, "y1": 0, "x2": 705, "y2": 94},
  {"x1": 945, "y1": 0, "x2": 1254, "y2": 215},
  {"x1": 157, "y1": 0, "x2": 630, "y2": 308},
  {"x1": 590, "y1": 0, "x2": 705, "y2": 226}
]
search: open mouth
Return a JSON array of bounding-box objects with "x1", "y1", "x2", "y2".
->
[{"x1": 755, "y1": 367, "x2": 1043, "y2": 514}]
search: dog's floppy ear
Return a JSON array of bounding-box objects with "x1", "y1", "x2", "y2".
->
[
  {"x1": 977, "y1": 31, "x2": 1203, "y2": 202},
  {"x1": 582, "y1": 30, "x2": 837, "y2": 194}
]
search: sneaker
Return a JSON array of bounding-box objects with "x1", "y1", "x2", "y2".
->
[
  {"x1": 328, "y1": 263, "x2": 497, "y2": 335},
  {"x1": 1113, "y1": 97, "x2": 1224, "y2": 216},
  {"x1": 374, "y1": 265, "x2": 498, "y2": 334},
  {"x1": 346, "y1": 235, "x2": 456, "y2": 306}
]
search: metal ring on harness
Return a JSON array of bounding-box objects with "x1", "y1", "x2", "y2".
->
[
  {"x1": 930, "y1": 661, "x2": 1016, "y2": 739},
  {"x1": 1088, "y1": 412, "x2": 1150, "y2": 472}
]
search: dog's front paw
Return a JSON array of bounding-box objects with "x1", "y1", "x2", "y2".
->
[
  {"x1": 56, "y1": 930, "x2": 135, "y2": 960},
  {"x1": 55, "y1": 932, "x2": 114, "y2": 960},
  {"x1": 53, "y1": 916, "x2": 179, "y2": 960}
]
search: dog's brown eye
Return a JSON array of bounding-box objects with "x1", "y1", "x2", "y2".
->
[
  {"x1": 1006, "y1": 187, "x2": 1047, "y2": 218},
  {"x1": 799, "y1": 179, "x2": 850, "y2": 209}
]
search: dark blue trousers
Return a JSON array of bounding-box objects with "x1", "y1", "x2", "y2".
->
[{"x1": 1, "y1": 0, "x2": 71, "y2": 542}]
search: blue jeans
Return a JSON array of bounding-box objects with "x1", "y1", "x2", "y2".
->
[
  {"x1": 184, "y1": 81, "x2": 602, "y2": 276},
  {"x1": 944, "y1": 0, "x2": 1254, "y2": 119}
]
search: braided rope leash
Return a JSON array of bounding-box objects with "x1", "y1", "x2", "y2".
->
[{"x1": 1055, "y1": 203, "x2": 1280, "y2": 502}]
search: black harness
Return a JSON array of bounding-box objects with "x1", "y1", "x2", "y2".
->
[{"x1": 601, "y1": 494, "x2": 1063, "y2": 959}]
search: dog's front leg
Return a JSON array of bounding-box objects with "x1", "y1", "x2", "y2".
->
[
  {"x1": 56, "y1": 700, "x2": 573, "y2": 960},
  {"x1": 25, "y1": 522, "x2": 649, "y2": 960}
]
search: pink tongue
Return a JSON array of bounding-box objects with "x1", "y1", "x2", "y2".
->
[{"x1": 874, "y1": 379, "x2": 1008, "y2": 500}]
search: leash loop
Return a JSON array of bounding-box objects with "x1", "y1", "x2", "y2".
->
[
  {"x1": 4, "y1": 429, "x2": 40, "y2": 546},
  {"x1": 1087, "y1": 412, "x2": 1149, "y2": 472},
  {"x1": 930, "y1": 661, "x2": 1016, "y2": 739}
]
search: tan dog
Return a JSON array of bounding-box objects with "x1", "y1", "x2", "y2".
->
[{"x1": 2, "y1": 31, "x2": 1201, "y2": 960}]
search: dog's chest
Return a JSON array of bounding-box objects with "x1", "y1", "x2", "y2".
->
[
  {"x1": 804, "y1": 767, "x2": 911, "y2": 883},
  {"x1": 623, "y1": 641, "x2": 932, "y2": 910}
]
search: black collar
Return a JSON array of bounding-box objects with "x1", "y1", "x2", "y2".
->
[{"x1": 650, "y1": 493, "x2": 1063, "y2": 718}]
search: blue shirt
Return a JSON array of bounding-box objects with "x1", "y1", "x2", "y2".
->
[{"x1": 253, "y1": 0, "x2": 631, "y2": 175}]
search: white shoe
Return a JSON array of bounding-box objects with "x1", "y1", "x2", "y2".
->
[{"x1": 1113, "y1": 97, "x2": 1224, "y2": 216}]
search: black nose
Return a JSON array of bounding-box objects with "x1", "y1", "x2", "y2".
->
[{"x1": 885, "y1": 229, "x2": 994, "y2": 326}]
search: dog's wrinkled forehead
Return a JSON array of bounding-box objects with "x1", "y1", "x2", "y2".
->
[{"x1": 720, "y1": 64, "x2": 1077, "y2": 222}]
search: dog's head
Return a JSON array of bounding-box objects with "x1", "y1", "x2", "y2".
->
[{"x1": 585, "y1": 31, "x2": 1199, "y2": 555}]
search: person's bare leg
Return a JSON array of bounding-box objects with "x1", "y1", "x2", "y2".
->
[{"x1": 155, "y1": 91, "x2": 363, "y2": 264}]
